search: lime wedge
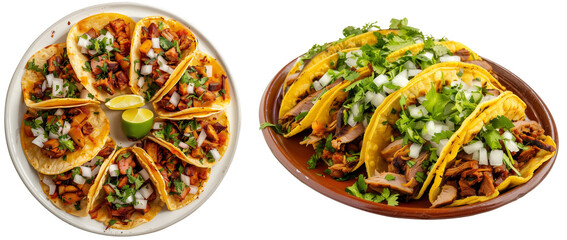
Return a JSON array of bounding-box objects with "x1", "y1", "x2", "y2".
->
[
  {"x1": 121, "y1": 108, "x2": 154, "y2": 139},
  {"x1": 106, "y1": 94, "x2": 145, "y2": 110}
]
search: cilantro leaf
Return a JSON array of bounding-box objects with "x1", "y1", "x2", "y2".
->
[{"x1": 259, "y1": 122, "x2": 285, "y2": 135}]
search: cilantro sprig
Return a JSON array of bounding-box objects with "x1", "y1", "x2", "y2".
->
[{"x1": 345, "y1": 175, "x2": 399, "y2": 206}]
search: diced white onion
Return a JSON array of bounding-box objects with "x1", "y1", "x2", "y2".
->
[
  {"x1": 404, "y1": 61, "x2": 417, "y2": 70},
  {"x1": 91, "y1": 166, "x2": 100, "y2": 177},
  {"x1": 139, "y1": 169, "x2": 150, "y2": 181},
  {"x1": 205, "y1": 65, "x2": 213, "y2": 78},
  {"x1": 489, "y1": 150, "x2": 504, "y2": 166},
  {"x1": 169, "y1": 91, "x2": 181, "y2": 107},
  {"x1": 373, "y1": 74, "x2": 389, "y2": 87},
  {"x1": 408, "y1": 143, "x2": 423, "y2": 159},
  {"x1": 80, "y1": 89, "x2": 91, "y2": 99},
  {"x1": 153, "y1": 122, "x2": 164, "y2": 130},
  {"x1": 77, "y1": 36, "x2": 91, "y2": 48},
  {"x1": 178, "y1": 141, "x2": 189, "y2": 149},
  {"x1": 48, "y1": 131, "x2": 59, "y2": 140},
  {"x1": 52, "y1": 78, "x2": 64, "y2": 97},
  {"x1": 41, "y1": 80, "x2": 47, "y2": 92},
  {"x1": 502, "y1": 131, "x2": 514, "y2": 140},
  {"x1": 152, "y1": 37, "x2": 160, "y2": 49},
  {"x1": 209, "y1": 148, "x2": 221, "y2": 161},
  {"x1": 159, "y1": 64, "x2": 174, "y2": 74},
  {"x1": 180, "y1": 174, "x2": 191, "y2": 187},
  {"x1": 105, "y1": 45, "x2": 114, "y2": 52},
  {"x1": 108, "y1": 164, "x2": 119, "y2": 177},
  {"x1": 472, "y1": 150, "x2": 480, "y2": 161},
  {"x1": 42, "y1": 176, "x2": 56, "y2": 195},
  {"x1": 440, "y1": 55, "x2": 462, "y2": 63},
  {"x1": 61, "y1": 121, "x2": 71, "y2": 135},
  {"x1": 417, "y1": 96, "x2": 427, "y2": 104},
  {"x1": 157, "y1": 55, "x2": 168, "y2": 67},
  {"x1": 463, "y1": 141, "x2": 483, "y2": 154},
  {"x1": 124, "y1": 194, "x2": 134, "y2": 204},
  {"x1": 347, "y1": 114, "x2": 357, "y2": 127},
  {"x1": 46, "y1": 74, "x2": 54, "y2": 87},
  {"x1": 420, "y1": 52, "x2": 434, "y2": 60},
  {"x1": 80, "y1": 166, "x2": 92, "y2": 178},
  {"x1": 187, "y1": 82, "x2": 195, "y2": 94},
  {"x1": 137, "y1": 76, "x2": 145, "y2": 88},
  {"x1": 437, "y1": 139, "x2": 449, "y2": 156},
  {"x1": 479, "y1": 147, "x2": 488, "y2": 165},
  {"x1": 140, "y1": 65, "x2": 153, "y2": 75},
  {"x1": 88, "y1": 49, "x2": 98, "y2": 56},
  {"x1": 312, "y1": 81, "x2": 323, "y2": 91},
  {"x1": 371, "y1": 92, "x2": 386, "y2": 107},
  {"x1": 351, "y1": 102, "x2": 361, "y2": 118},
  {"x1": 345, "y1": 50, "x2": 362, "y2": 68},
  {"x1": 135, "y1": 191, "x2": 144, "y2": 200},
  {"x1": 139, "y1": 184, "x2": 154, "y2": 199},
  {"x1": 73, "y1": 174, "x2": 86, "y2": 185},
  {"x1": 408, "y1": 69, "x2": 422, "y2": 77},
  {"x1": 505, "y1": 139, "x2": 520, "y2": 152},
  {"x1": 134, "y1": 199, "x2": 147, "y2": 210},
  {"x1": 189, "y1": 185, "x2": 198, "y2": 195},
  {"x1": 392, "y1": 70, "x2": 409, "y2": 88},
  {"x1": 146, "y1": 48, "x2": 156, "y2": 59},
  {"x1": 318, "y1": 73, "x2": 333, "y2": 87},
  {"x1": 31, "y1": 126, "x2": 45, "y2": 137},
  {"x1": 364, "y1": 91, "x2": 376, "y2": 104},
  {"x1": 408, "y1": 105, "x2": 428, "y2": 119},
  {"x1": 383, "y1": 85, "x2": 396, "y2": 94},
  {"x1": 197, "y1": 130, "x2": 207, "y2": 147}
]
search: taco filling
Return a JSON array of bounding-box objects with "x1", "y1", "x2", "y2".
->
[
  {"x1": 23, "y1": 106, "x2": 96, "y2": 158},
  {"x1": 151, "y1": 117, "x2": 229, "y2": 165},
  {"x1": 135, "y1": 22, "x2": 196, "y2": 101},
  {"x1": 431, "y1": 116, "x2": 555, "y2": 207},
  {"x1": 41, "y1": 141, "x2": 115, "y2": 211},
  {"x1": 89, "y1": 150, "x2": 158, "y2": 224},
  {"x1": 138, "y1": 139, "x2": 208, "y2": 203},
  {"x1": 76, "y1": 18, "x2": 131, "y2": 96},
  {"x1": 25, "y1": 46, "x2": 84, "y2": 102},
  {"x1": 365, "y1": 78, "x2": 500, "y2": 198}
]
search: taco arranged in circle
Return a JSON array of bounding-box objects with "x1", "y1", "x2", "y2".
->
[
  {"x1": 130, "y1": 16, "x2": 198, "y2": 102},
  {"x1": 88, "y1": 147, "x2": 164, "y2": 230},
  {"x1": 21, "y1": 104, "x2": 110, "y2": 175},
  {"x1": 66, "y1": 13, "x2": 136, "y2": 101},
  {"x1": 429, "y1": 93, "x2": 556, "y2": 207},
  {"x1": 38, "y1": 137, "x2": 116, "y2": 217},
  {"x1": 152, "y1": 50, "x2": 230, "y2": 117},
  {"x1": 148, "y1": 111, "x2": 229, "y2": 168},
  {"x1": 22, "y1": 43, "x2": 98, "y2": 108},
  {"x1": 137, "y1": 137, "x2": 210, "y2": 210}
]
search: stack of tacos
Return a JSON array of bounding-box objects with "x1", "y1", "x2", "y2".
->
[
  {"x1": 265, "y1": 19, "x2": 555, "y2": 208},
  {"x1": 20, "y1": 12, "x2": 231, "y2": 230}
]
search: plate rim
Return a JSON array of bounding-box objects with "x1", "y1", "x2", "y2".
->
[
  {"x1": 259, "y1": 56, "x2": 559, "y2": 219},
  {"x1": 5, "y1": 2, "x2": 240, "y2": 236}
]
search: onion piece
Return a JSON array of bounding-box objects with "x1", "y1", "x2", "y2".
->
[
  {"x1": 197, "y1": 130, "x2": 207, "y2": 147},
  {"x1": 505, "y1": 139, "x2": 520, "y2": 153},
  {"x1": 408, "y1": 69, "x2": 422, "y2": 77},
  {"x1": 152, "y1": 37, "x2": 160, "y2": 49},
  {"x1": 312, "y1": 81, "x2": 323, "y2": 91},
  {"x1": 373, "y1": 74, "x2": 388, "y2": 87},
  {"x1": 139, "y1": 169, "x2": 150, "y2": 181},
  {"x1": 178, "y1": 141, "x2": 189, "y2": 149},
  {"x1": 108, "y1": 164, "x2": 119, "y2": 177},
  {"x1": 205, "y1": 65, "x2": 213, "y2": 78},
  {"x1": 41, "y1": 80, "x2": 47, "y2": 92},
  {"x1": 180, "y1": 174, "x2": 191, "y2": 187},
  {"x1": 463, "y1": 141, "x2": 483, "y2": 154},
  {"x1": 489, "y1": 150, "x2": 504, "y2": 166},
  {"x1": 209, "y1": 148, "x2": 221, "y2": 161},
  {"x1": 440, "y1": 55, "x2": 461, "y2": 63},
  {"x1": 318, "y1": 73, "x2": 332, "y2": 87},
  {"x1": 61, "y1": 121, "x2": 71, "y2": 135},
  {"x1": 187, "y1": 82, "x2": 195, "y2": 94},
  {"x1": 188, "y1": 185, "x2": 198, "y2": 195},
  {"x1": 91, "y1": 166, "x2": 101, "y2": 177},
  {"x1": 80, "y1": 166, "x2": 92, "y2": 178},
  {"x1": 31, "y1": 126, "x2": 45, "y2": 137},
  {"x1": 436, "y1": 139, "x2": 449, "y2": 156},
  {"x1": 134, "y1": 199, "x2": 147, "y2": 210},
  {"x1": 370, "y1": 92, "x2": 386, "y2": 107},
  {"x1": 420, "y1": 52, "x2": 434, "y2": 60},
  {"x1": 80, "y1": 89, "x2": 91, "y2": 99},
  {"x1": 140, "y1": 65, "x2": 153, "y2": 75},
  {"x1": 392, "y1": 70, "x2": 409, "y2": 88},
  {"x1": 152, "y1": 122, "x2": 164, "y2": 130},
  {"x1": 77, "y1": 36, "x2": 91, "y2": 48},
  {"x1": 147, "y1": 48, "x2": 156, "y2": 59},
  {"x1": 408, "y1": 143, "x2": 423, "y2": 159},
  {"x1": 347, "y1": 114, "x2": 356, "y2": 127},
  {"x1": 169, "y1": 91, "x2": 181, "y2": 107},
  {"x1": 124, "y1": 194, "x2": 134, "y2": 204},
  {"x1": 42, "y1": 176, "x2": 56, "y2": 195},
  {"x1": 46, "y1": 74, "x2": 54, "y2": 87},
  {"x1": 479, "y1": 147, "x2": 488, "y2": 165},
  {"x1": 137, "y1": 76, "x2": 145, "y2": 88},
  {"x1": 52, "y1": 78, "x2": 64, "y2": 97},
  {"x1": 73, "y1": 174, "x2": 86, "y2": 185},
  {"x1": 139, "y1": 184, "x2": 154, "y2": 199}
]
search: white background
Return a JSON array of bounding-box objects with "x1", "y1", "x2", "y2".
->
[{"x1": 2, "y1": 0, "x2": 565, "y2": 239}]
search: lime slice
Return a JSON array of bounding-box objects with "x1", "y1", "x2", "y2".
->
[
  {"x1": 121, "y1": 108, "x2": 154, "y2": 139},
  {"x1": 106, "y1": 94, "x2": 145, "y2": 110}
]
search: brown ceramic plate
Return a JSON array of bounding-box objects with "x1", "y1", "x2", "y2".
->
[{"x1": 259, "y1": 57, "x2": 559, "y2": 219}]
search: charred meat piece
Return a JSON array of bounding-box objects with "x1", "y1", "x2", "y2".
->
[
  {"x1": 366, "y1": 172, "x2": 414, "y2": 195},
  {"x1": 431, "y1": 184, "x2": 458, "y2": 208}
]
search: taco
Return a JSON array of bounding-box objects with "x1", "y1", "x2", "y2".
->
[
  {"x1": 300, "y1": 41, "x2": 491, "y2": 178},
  {"x1": 361, "y1": 62, "x2": 505, "y2": 200},
  {"x1": 22, "y1": 43, "x2": 98, "y2": 108},
  {"x1": 152, "y1": 50, "x2": 230, "y2": 117},
  {"x1": 130, "y1": 16, "x2": 198, "y2": 102},
  {"x1": 38, "y1": 137, "x2": 116, "y2": 217},
  {"x1": 66, "y1": 13, "x2": 136, "y2": 101},
  {"x1": 429, "y1": 93, "x2": 556, "y2": 207},
  {"x1": 137, "y1": 137, "x2": 210, "y2": 210},
  {"x1": 282, "y1": 29, "x2": 399, "y2": 95},
  {"x1": 88, "y1": 147, "x2": 164, "y2": 230},
  {"x1": 21, "y1": 104, "x2": 110, "y2": 175},
  {"x1": 148, "y1": 111, "x2": 229, "y2": 168}
]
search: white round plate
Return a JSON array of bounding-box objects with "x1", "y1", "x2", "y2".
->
[{"x1": 4, "y1": 2, "x2": 239, "y2": 236}]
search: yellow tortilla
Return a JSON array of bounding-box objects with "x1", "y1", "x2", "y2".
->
[
  {"x1": 283, "y1": 29, "x2": 398, "y2": 94},
  {"x1": 130, "y1": 16, "x2": 198, "y2": 102},
  {"x1": 21, "y1": 104, "x2": 110, "y2": 175},
  {"x1": 429, "y1": 93, "x2": 557, "y2": 206},
  {"x1": 38, "y1": 137, "x2": 116, "y2": 217},
  {"x1": 152, "y1": 50, "x2": 230, "y2": 118},
  {"x1": 148, "y1": 111, "x2": 230, "y2": 168},
  {"x1": 22, "y1": 43, "x2": 98, "y2": 108},
  {"x1": 138, "y1": 137, "x2": 210, "y2": 210},
  {"x1": 66, "y1": 13, "x2": 136, "y2": 101},
  {"x1": 361, "y1": 62, "x2": 505, "y2": 199},
  {"x1": 386, "y1": 40, "x2": 482, "y2": 63},
  {"x1": 88, "y1": 147, "x2": 164, "y2": 230}
]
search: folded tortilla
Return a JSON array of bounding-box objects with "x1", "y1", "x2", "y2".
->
[{"x1": 130, "y1": 16, "x2": 198, "y2": 102}]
